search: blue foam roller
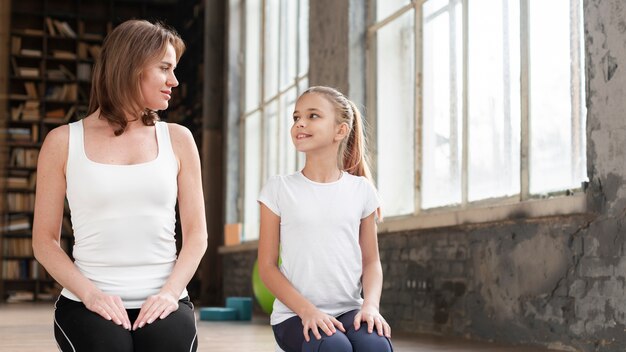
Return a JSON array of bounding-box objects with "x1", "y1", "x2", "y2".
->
[
  {"x1": 199, "y1": 307, "x2": 238, "y2": 321},
  {"x1": 226, "y1": 296, "x2": 253, "y2": 321}
]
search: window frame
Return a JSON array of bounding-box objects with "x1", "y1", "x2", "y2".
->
[
  {"x1": 366, "y1": 0, "x2": 588, "y2": 233},
  {"x1": 239, "y1": 0, "x2": 309, "y2": 241}
]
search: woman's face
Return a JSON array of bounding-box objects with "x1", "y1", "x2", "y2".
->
[{"x1": 140, "y1": 43, "x2": 179, "y2": 111}]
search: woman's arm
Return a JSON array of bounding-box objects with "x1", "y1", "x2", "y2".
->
[
  {"x1": 32, "y1": 126, "x2": 131, "y2": 329},
  {"x1": 133, "y1": 124, "x2": 208, "y2": 330},
  {"x1": 355, "y1": 212, "x2": 391, "y2": 337},
  {"x1": 258, "y1": 204, "x2": 345, "y2": 341}
]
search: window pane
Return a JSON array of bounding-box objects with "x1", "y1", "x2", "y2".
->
[
  {"x1": 529, "y1": 0, "x2": 586, "y2": 194},
  {"x1": 245, "y1": 0, "x2": 261, "y2": 112},
  {"x1": 264, "y1": 0, "x2": 280, "y2": 99},
  {"x1": 244, "y1": 112, "x2": 262, "y2": 240},
  {"x1": 422, "y1": 0, "x2": 463, "y2": 208},
  {"x1": 297, "y1": 77, "x2": 308, "y2": 169},
  {"x1": 264, "y1": 101, "x2": 279, "y2": 180},
  {"x1": 279, "y1": 88, "x2": 298, "y2": 174},
  {"x1": 468, "y1": 0, "x2": 520, "y2": 201},
  {"x1": 298, "y1": 0, "x2": 309, "y2": 77},
  {"x1": 377, "y1": 0, "x2": 410, "y2": 21},
  {"x1": 280, "y1": 0, "x2": 297, "y2": 89},
  {"x1": 376, "y1": 10, "x2": 415, "y2": 216}
]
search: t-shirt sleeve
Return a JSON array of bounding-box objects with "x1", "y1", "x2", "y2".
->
[
  {"x1": 361, "y1": 179, "x2": 381, "y2": 219},
  {"x1": 258, "y1": 176, "x2": 281, "y2": 216}
]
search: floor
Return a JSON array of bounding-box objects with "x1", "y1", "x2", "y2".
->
[{"x1": 0, "y1": 302, "x2": 550, "y2": 352}]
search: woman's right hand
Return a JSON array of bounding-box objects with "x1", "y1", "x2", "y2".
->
[
  {"x1": 84, "y1": 290, "x2": 131, "y2": 330},
  {"x1": 300, "y1": 307, "x2": 345, "y2": 342}
]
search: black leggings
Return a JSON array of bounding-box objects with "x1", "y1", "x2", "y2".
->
[
  {"x1": 273, "y1": 310, "x2": 393, "y2": 352},
  {"x1": 54, "y1": 295, "x2": 198, "y2": 352}
]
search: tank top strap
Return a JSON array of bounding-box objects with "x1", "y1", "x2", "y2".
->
[
  {"x1": 155, "y1": 121, "x2": 177, "y2": 166},
  {"x1": 66, "y1": 120, "x2": 86, "y2": 171}
]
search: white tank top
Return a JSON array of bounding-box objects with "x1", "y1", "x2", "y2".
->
[{"x1": 61, "y1": 119, "x2": 187, "y2": 308}]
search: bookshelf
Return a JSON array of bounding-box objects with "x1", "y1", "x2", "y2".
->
[{"x1": 1, "y1": 0, "x2": 180, "y2": 302}]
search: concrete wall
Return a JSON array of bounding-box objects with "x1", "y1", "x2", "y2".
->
[{"x1": 222, "y1": 0, "x2": 626, "y2": 350}]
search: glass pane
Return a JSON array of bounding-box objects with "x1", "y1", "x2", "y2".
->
[
  {"x1": 264, "y1": 101, "x2": 279, "y2": 180},
  {"x1": 264, "y1": 0, "x2": 280, "y2": 99},
  {"x1": 377, "y1": 0, "x2": 410, "y2": 21},
  {"x1": 244, "y1": 112, "x2": 261, "y2": 240},
  {"x1": 298, "y1": 0, "x2": 309, "y2": 77},
  {"x1": 468, "y1": 0, "x2": 520, "y2": 201},
  {"x1": 245, "y1": 0, "x2": 261, "y2": 112},
  {"x1": 422, "y1": 0, "x2": 463, "y2": 209},
  {"x1": 279, "y1": 88, "x2": 298, "y2": 174},
  {"x1": 529, "y1": 0, "x2": 586, "y2": 194},
  {"x1": 297, "y1": 77, "x2": 308, "y2": 169},
  {"x1": 376, "y1": 10, "x2": 415, "y2": 216},
  {"x1": 280, "y1": 0, "x2": 297, "y2": 89}
]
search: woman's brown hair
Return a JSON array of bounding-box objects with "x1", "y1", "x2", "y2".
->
[{"x1": 87, "y1": 20, "x2": 185, "y2": 136}]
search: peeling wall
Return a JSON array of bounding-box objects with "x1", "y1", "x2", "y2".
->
[{"x1": 222, "y1": 0, "x2": 626, "y2": 351}]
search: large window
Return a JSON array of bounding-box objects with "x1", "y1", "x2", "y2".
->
[
  {"x1": 369, "y1": 0, "x2": 586, "y2": 218},
  {"x1": 241, "y1": 0, "x2": 308, "y2": 240}
]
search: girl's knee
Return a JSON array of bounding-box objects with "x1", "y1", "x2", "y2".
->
[
  {"x1": 352, "y1": 332, "x2": 393, "y2": 352},
  {"x1": 302, "y1": 332, "x2": 352, "y2": 352}
]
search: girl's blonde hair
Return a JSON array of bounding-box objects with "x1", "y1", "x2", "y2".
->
[
  {"x1": 88, "y1": 20, "x2": 185, "y2": 136},
  {"x1": 301, "y1": 86, "x2": 373, "y2": 182}
]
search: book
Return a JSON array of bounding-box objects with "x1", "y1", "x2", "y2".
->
[
  {"x1": 24, "y1": 82, "x2": 38, "y2": 99},
  {"x1": 18, "y1": 67, "x2": 40, "y2": 78},
  {"x1": 52, "y1": 50, "x2": 76, "y2": 60},
  {"x1": 11, "y1": 36, "x2": 21, "y2": 54},
  {"x1": 20, "y1": 49, "x2": 42, "y2": 57},
  {"x1": 45, "y1": 17, "x2": 56, "y2": 36},
  {"x1": 58, "y1": 65, "x2": 76, "y2": 80},
  {"x1": 10, "y1": 104, "x2": 24, "y2": 121},
  {"x1": 77, "y1": 63, "x2": 92, "y2": 81}
]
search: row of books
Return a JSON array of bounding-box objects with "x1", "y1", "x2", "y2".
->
[
  {"x1": 10, "y1": 148, "x2": 39, "y2": 168},
  {"x1": 46, "y1": 83, "x2": 78, "y2": 101},
  {"x1": 6, "y1": 193, "x2": 36, "y2": 212},
  {"x1": 11, "y1": 101, "x2": 40, "y2": 121},
  {"x1": 6, "y1": 171, "x2": 37, "y2": 190},
  {"x1": 1, "y1": 214, "x2": 31, "y2": 233},
  {"x1": 45, "y1": 17, "x2": 76, "y2": 38},
  {"x1": 11, "y1": 35, "x2": 101, "y2": 60},
  {"x1": 4, "y1": 125, "x2": 39, "y2": 142},
  {"x1": 2, "y1": 238, "x2": 34, "y2": 257},
  {"x1": 10, "y1": 57, "x2": 92, "y2": 81},
  {"x1": 2, "y1": 259, "x2": 48, "y2": 280}
]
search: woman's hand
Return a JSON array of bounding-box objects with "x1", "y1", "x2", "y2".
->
[
  {"x1": 301, "y1": 307, "x2": 346, "y2": 342},
  {"x1": 132, "y1": 289, "x2": 179, "y2": 330},
  {"x1": 84, "y1": 290, "x2": 131, "y2": 330},
  {"x1": 353, "y1": 304, "x2": 391, "y2": 337}
]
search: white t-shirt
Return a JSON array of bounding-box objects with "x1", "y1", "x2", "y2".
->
[{"x1": 258, "y1": 171, "x2": 380, "y2": 325}]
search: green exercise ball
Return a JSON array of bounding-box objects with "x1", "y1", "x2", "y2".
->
[{"x1": 252, "y1": 259, "x2": 276, "y2": 315}]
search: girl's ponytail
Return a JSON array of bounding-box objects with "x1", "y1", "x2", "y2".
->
[{"x1": 343, "y1": 100, "x2": 373, "y2": 182}]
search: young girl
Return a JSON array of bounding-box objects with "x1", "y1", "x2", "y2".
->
[{"x1": 258, "y1": 86, "x2": 393, "y2": 352}]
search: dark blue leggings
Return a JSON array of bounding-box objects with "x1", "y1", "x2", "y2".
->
[
  {"x1": 272, "y1": 310, "x2": 393, "y2": 352},
  {"x1": 54, "y1": 295, "x2": 198, "y2": 352}
]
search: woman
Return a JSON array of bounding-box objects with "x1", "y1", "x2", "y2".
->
[{"x1": 32, "y1": 20, "x2": 207, "y2": 352}]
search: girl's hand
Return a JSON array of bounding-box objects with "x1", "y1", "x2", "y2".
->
[
  {"x1": 301, "y1": 307, "x2": 346, "y2": 342},
  {"x1": 132, "y1": 289, "x2": 179, "y2": 330},
  {"x1": 84, "y1": 290, "x2": 131, "y2": 330},
  {"x1": 353, "y1": 304, "x2": 391, "y2": 337}
]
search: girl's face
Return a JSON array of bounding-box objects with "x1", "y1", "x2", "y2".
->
[
  {"x1": 291, "y1": 93, "x2": 347, "y2": 153},
  {"x1": 140, "y1": 43, "x2": 179, "y2": 111}
]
